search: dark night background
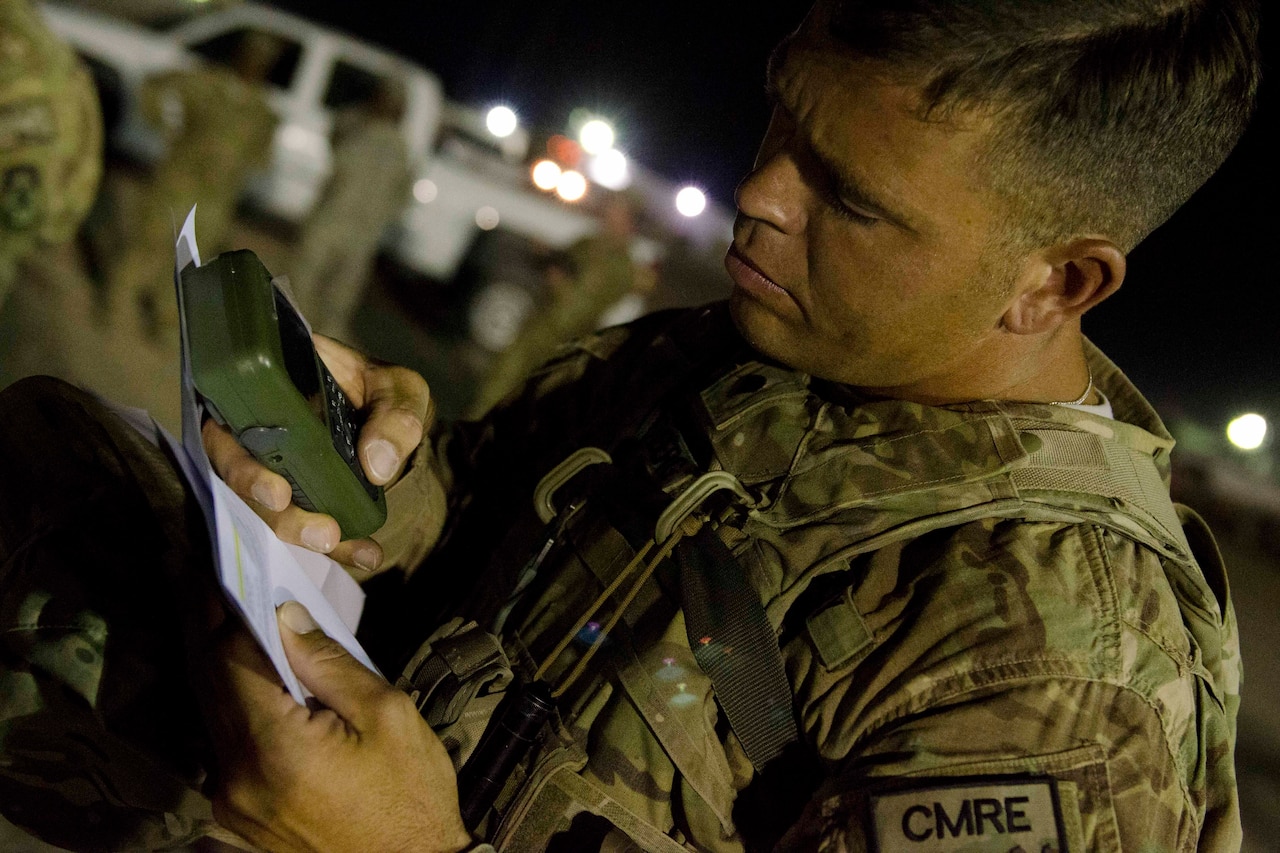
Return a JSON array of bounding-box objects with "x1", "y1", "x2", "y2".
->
[{"x1": 277, "y1": 0, "x2": 1276, "y2": 431}]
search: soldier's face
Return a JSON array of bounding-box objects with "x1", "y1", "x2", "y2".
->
[{"x1": 727, "y1": 26, "x2": 1023, "y2": 399}]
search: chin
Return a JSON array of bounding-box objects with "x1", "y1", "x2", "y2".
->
[{"x1": 728, "y1": 294, "x2": 809, "y2": 372}]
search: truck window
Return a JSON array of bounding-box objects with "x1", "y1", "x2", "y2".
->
[
  {"x1": 188, "y1": 28, "x2": 302, "y2": 89},
  {"x1": 323, "y1": 60, "x2": 390, "y2": 110}
]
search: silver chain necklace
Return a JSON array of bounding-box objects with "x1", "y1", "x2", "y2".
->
[{"x1": 1048, "y1": 366, "x2": 1095, "y2": 406}]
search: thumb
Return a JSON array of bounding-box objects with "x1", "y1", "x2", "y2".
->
[{"x1": 276, "y1": 601, "x2": 392, "y2": 728}]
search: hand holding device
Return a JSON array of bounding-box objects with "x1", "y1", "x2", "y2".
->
[{"x1": 187, "y1": 250, "x2": 433, "y2": 568}]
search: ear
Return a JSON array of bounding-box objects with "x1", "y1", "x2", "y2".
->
[{"x1": 1001, "y1": 238, "x2": 1126, "y2": 335}]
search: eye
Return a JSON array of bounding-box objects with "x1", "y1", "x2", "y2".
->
[{"x1": 823, "y1": 187, "x2": 879, "y2": 225}]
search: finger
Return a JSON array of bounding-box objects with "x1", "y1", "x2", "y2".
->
[
  {"x1": 357, "y1": 364, "x2": 433, "y2": 486},
  {"x1": 276, "y1": 601, "x2": 393, "y2": 728},
  {"x1": 314, "y1": 335, "x2": 432, "y2": 486},
  {"x1": 266, "y1": 504, "x2": 342, "y2": 556},
  {"x1": 200, "y1": 621, "x2": 296, "y2": 747},
  {"x1": 327, "y1": 537, "x2": 384, "y2": 575},
  {"x1": 312, "y1": 335, "x2": 371, "y2": 408},
  {"x1": 202, "y1": 419, "x2": 291, "y2": 513}
]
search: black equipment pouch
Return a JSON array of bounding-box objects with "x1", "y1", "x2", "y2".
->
[{"x1": 394, "y1": 618, "x2": 514, "y2": 772}]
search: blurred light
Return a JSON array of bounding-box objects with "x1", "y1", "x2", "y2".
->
[
  {"x1": 475, "y1": 206, "x2": 501, "y2": 230},
  {"x1": 556, "y1": 170, "x2": 588, "y2": 202},
  {"x1": 1227, "y1": 413, "x2": 1267, "y2": 450},
  {"x1": 587, "y1": 148, "x2": 630, "y2": 190},
  {"x1": 675, "y1": 186, "x2": 707, "y2": 218},
  {"x1": 468, "y1": 281, "x2": 533, "y2": 351},
  {"x1": 485, "y1": 105, "x2": 518, "y2": 138},
  {"x1": 575, "y1": 620, "x2": 605, "y2": 646},
  {"x1": 413, "y1": 178, "x2": 438, "y2": 204},
  {"x1": 668, "y1": 682, "x2": 698, "y2": 708},
  {"x1": 579, "y1": 119, "x2": 615, "y2": 155},
  {"x1": 280, "y1": 126, "x2": 311, "y2": 151},
  {"x1": 531, "y1": 159, "x2": 562, "y2": 191},
  {"x1": 547, "y1": 134, "x2": 582, "y2": 167}
]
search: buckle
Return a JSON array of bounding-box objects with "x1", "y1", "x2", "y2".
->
[
  {"x1": 533, "y1": 446, "x2": 612, "y2": 524},
  {"x1": 655, "y1": 470, "x2": 753, "y2": 544}
]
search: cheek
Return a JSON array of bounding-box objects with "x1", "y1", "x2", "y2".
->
[{"x1": 806, "y1": 223, "x2": 934, "y2": 318}]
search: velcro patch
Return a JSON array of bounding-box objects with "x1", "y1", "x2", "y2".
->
[
  {"x1": 867, "y1": 775, "x2": 1067, "y2": 852},
  {"x1": 0, "y1": 99, "x2": 54, "y2": 152}
]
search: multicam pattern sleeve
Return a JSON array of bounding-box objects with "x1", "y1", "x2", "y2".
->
[{"x1": 776, "y1": 514, "x2": 1241, "y2": 852}]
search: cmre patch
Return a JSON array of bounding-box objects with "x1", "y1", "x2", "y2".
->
[{"x1": 867, "y1": 775, "x2": 1068, "y2": 852}]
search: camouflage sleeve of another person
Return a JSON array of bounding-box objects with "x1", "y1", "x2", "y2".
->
[{"x1": 774, "y1": 516, "x2": 1241, "y2": 852}]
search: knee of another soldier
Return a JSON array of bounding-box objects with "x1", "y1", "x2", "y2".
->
[
  {"x1": 0, "y1": 374, "x2": 183, "y2": 510},
  {"x1": 0, "y1": 375, "x2": 111, "y2": 454},
  {"x1": 0, "y1": 373, "x2": 90, "y2": 404}
]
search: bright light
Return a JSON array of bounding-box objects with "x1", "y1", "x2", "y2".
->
[
  {"x1": 531, "y1": 159, "x2": 562, "y2": 191},
  {"x1": 556, "y1": 170, "x2": 588, "y2": 202},
  {"x1": 1227, "y1": 413, "x2": 1268, "y2": 451},
  {"x1": 675, "y1": 186, "x2": 707, "y2": 218},
  {"x1": 413, "y1": 178, "x2": 438, "y2": 204},
  {"x1": 579, "y1": 119, "x2": 615, "y2": 155},
  {"x1": 485, "y1": 105, "x2": 518, "y2": 139},
  {"x1": 587, "y1": 148, "x2": 630, "y2": 190},
  {"x1": 280, "y1": 125, "x2": 311, "y2": 151},
  {"x1": 475, "y1": 206, "x2": 501, "y2": 230}
]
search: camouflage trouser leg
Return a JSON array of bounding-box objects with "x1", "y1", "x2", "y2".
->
[{"x1": 0, "y1": 376, "x2": 216, "y2": 851}]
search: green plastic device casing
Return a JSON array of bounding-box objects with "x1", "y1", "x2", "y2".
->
[{"x1": 181, "y1": 249, "x2": 388, "y2": 539}]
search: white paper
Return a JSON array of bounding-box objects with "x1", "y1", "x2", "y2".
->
[{"x1": 171, "y1": 208, "x2": 380, "y2": 702}]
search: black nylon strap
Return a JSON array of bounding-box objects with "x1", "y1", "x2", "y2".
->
[{"x1": 676, "y1": 525, "x2": 799, "y2": 770}]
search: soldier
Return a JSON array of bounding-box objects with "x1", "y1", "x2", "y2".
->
[
  {"x1": 288, "y1": 76, "x2": 412, "y2": 342},
  {"x1": 0, "y1": 0, "x2": 101, "y2": 312},
  {"x1": 0, "y1": 0, "x2": 1261, "y2": 851},
  {"x1": 105, "y1": 33, "x2": 278, "y2": 338},
  {"x1": 466, "y1": 190, "x2": 656, "y2": 418}
]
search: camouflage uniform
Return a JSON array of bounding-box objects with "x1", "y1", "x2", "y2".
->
[
  {"x1": 0, "y1": 305, "x2": 1239, "y2": 851},
  {"x1": 0, "y1": 0, "x2": 102, "y2": 309},
  {"x1": 0, "y1": 378, "x2": 216, "y2": 851},
  {"x1": 106, "y1": 65, "x2": 275, "y2": 330},
  {"x1": 370, "y1": 303, "x2": 1240, "y2": 851},
  {"x1": 288, "y1": 108, "x2": 411, "y2": 340}
]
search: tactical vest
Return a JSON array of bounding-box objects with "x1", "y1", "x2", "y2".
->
[{"x1": 368, "y1": 306, "x2": 1218, "y2": 852}]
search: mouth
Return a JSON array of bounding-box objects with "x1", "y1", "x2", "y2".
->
[{"x1": 724, "y1": 244, "x2": 791, "y2": 299}]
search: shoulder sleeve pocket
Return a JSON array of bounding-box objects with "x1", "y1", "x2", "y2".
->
[
  {"x1": 871, "y1": 744, "x2": 1119, "y2": 852},
  {"x1": 792, "y1": 744, "x2": 1121, "y2": 853}
]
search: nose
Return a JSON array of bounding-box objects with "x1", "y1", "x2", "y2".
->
[{"x1": 735, "y1": 137, "x2": 808, "y2": 236}]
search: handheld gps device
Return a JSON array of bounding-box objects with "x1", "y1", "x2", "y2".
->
[{"x1": 180, "y1": 249, "x2": 388, "y2": 540}]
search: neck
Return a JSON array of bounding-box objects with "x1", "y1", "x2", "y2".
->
[{"x1": 861, "y1": 325, "x2": 1093, "y2": 406}]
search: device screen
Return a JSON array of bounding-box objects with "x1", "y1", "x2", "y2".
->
[{"x1": 273, "y1": 287, "x2": 327, "y2": 427}]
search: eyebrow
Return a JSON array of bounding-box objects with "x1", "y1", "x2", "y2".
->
[
  {"x1": 765, "y1": 35, "x2": 795, "y2": 97},
  {"x1": 814, "y1": 145, "x2": 918, "y2": 233},
  {"x1": 763, "y1": 36, "x2": 920, "y2": 233}
]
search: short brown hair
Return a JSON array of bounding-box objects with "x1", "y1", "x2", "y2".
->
[{"x1": 826, "y1": 0, "x2": 1261, "y2": 250}]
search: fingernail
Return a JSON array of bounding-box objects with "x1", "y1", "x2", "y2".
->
[
  {"x1": 278, "y1": 601, "x2": 320, "y2": 634},
  {"x1": 252, "y1": 482, "x2": 282, "y2": 511},
  {"x1": 365, "y1": 439, "x2": 399, "y2": 484},
  {"x1": 301, "y1": 524, "x2": 335, "y2": 553},
  {"x1": 352, "y1": 544, "x2": 381, "y2": 573}
]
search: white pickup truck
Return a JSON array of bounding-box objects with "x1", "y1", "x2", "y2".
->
[{"x1": 40, "y1": 1, "x2": 605, "y2": 283}]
